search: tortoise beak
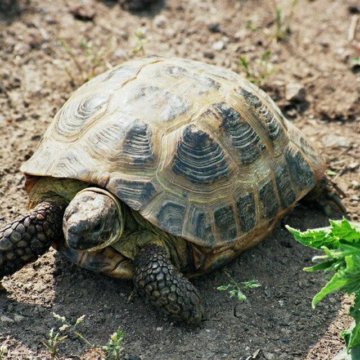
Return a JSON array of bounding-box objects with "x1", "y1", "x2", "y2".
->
[{"x1": 59, "y1": 243, "x2": 134, "y2": 280}]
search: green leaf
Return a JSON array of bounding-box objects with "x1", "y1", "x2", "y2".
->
[
  {"x1": 288, "y1": 219, "x2": 360, "y2": 351},
  {"x1": 304, "y1": 260, "x2": 338, "y2": 272},
  {"x1": 344, "y1": 293, "x2": 360, "y2": 349},
  {"x1": 311, "y1": 273, "x2": 345, "y2": 307},
  {"x1": 331, "y1": 219, "x2": 360, "y2": 242},
  {"x1": 241, "y1": 280, "x2": 261, "y2": 289},
  {"x1": 285, "y1": 225, "x2": 336, "y2": 249},
  {"x1": 217, "y1": 284, "x2": 230, "y2": 291},
  {"x1": 237, "y1": 292, "x2": 247, "y2": 302},
  {"x1": 312, "y1": 263, "x2": 360, "y2": 307},
  {"x1": 229, "y1": 289, "x2": 238, "y2": 298},
  {"x1": 238, "y1": 56, "x2": 249, "y2": 71}
]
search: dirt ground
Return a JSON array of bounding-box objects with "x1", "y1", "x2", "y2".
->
[{"x1": 0, "y1": 0, "x2": 359, "y2": 359}]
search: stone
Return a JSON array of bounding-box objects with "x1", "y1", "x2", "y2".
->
[
  {"x1": 212, "y1": 40, "x2": 225, "y2": 51},
  {"x1": 153, "y1": 15, "x2": 167, "y2": 28},
  {"x1": 285, "y1": 82, "x2": 306, "y2": 102},
  {"x1": 14, "y1": 314, "x2": 26, "y2": 322},
  {"x1": 0, "y1": 315, "x2": 14, "y2": 323},
  {"x1": 208, "y1": 23, "x2": 221, "y2": 33},
  {"x1": 203, "y1": 51, "x2": 215, "y2": 59},
  {"x1": 69, "y1": 0, "x2": 96, "y2": 21},
  {"x1": 263, "y1": 352, "x2": 276, "y2": 360},
  {"x1": 321, "y1": 134, "x2": 349, "y2": 148},
  {"x1": 333, "y1": 347, "x2": 351, "y2": 360},
  {"x1": 350, "y1": 180, "x2": 360, "y2": 190}
]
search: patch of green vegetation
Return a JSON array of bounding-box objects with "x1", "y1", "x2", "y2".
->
[
  {"x1": 0, "y1": 345, "x2": 8, "y2": 360},
  {"x1": 238, "y1": 50, "x2": 274, "y2": 86},
  {"x1": 352, "y1": 57, "x2": 360, "y2": 66},
  {"x1": 103, "y1": 328, "x2": 124, "y2": 360},
  {"x1": 271, "y1": 0, "x2": 298, "y2": 41},
  {"x1": 245, "y1": 20, "x2": 257, "y2": 32},
  {"x1": 217, "y1": 270, "x2": 261, "y2": 302},
  {"x1": 131, "y1": 28, "x2": 147, "y2": 57},
  {"x1": 43, "y1": 312, "x2": 124, "y2": 359},
  {"x1": 287, "y1": 219, "x2": 360, "y2": 351},
  {"x1": 55, "y1": 38, "x2": 113, "y2": 87}
]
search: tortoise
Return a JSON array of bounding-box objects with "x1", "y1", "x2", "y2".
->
[{"x1": 0, "y1": 56, "x2": 344, "y2": 325}]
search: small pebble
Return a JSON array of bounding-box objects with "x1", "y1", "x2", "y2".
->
[
  {"x1": 234, "y1": 29, "x2": 248, "y2": 40},
  {"x1": 350, "y1": 180, "x2": 360, "y2": 190},
  {"x1": 70, "y1": 0, "x2": 96, "y2": 21},
  {"x1": 0, "y1": 315, "x2": 14, "y2": 323},
  {"x1": 208, "y1": 23, "x2": 221, "y2": 33},
  {"x1": 285, "y1": 82, "x2": 306, "y2": 102},
  {"x1": 13, "y1": 314, "x2": 25, "y2": 323},
  {"x1": 350, "y1": 195, "x2": 359, "y2": 203},
  {"x1": 348, "y1": 4, "x2": 360, "y2": 14},
  {"x1": 263, "y1": 352, "x2": 276, "y2": 360},
  {"x1": 153, "y1": 15, "x2": 167, "y2": 28},
  {"x1": 203, "y1": 51, "x2": 215, "y2": 59},
  {"x1": 212, "y1": 40, "x2": 225, "y2": 51},
  {"x1": 322, "y1": 134, "x2": 349, "y2": 148}
]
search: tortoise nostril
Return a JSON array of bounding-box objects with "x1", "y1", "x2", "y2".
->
[
  {"x1": 67, "y1": 224, "x2": 79, "y2": 235},
  {"x1": 66, "y1": 230, "x2": 82, "y2": 249}
]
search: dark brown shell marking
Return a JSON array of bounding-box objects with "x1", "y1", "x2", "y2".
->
[{"x1": 172, "y1": 125, "x2": 230, "y2": 184}]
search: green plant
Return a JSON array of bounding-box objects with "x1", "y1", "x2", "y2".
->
[
  {"x1": 245, "y1": 20, "x2": 257, "y2": 32},
  {"x1": 103, "y1": 328, "x2": 124, "y2": 360},
  {"x1": 43, "y1": 327, "x2": 68, "y2": 359},
  {"x1": 270, "y1": 0, "x2": 298, "y2": 41},
  {"x1": 130, "y1": 28, "x2": 147, "y2": 57},
  {"x1": 43, "y1": 312, "x2": 125, "y2": 359},
  {"x1": 287, "y1": 218, "x2": 360, "y2": 351},
  {"x1": 0, "y1": 345, "x2": 8, "y2": 360},
  {"x1": 54, "y1": 38, "x2": 113, "y2": 87},
  {"x1": 353, "y1": 57, "x2": 360, "y2": 64},
  {"x1": 43, "y1": 313, "x2": 91, "y2": 359},
  {"x1": 217, "y1": 270, "x2": 261, "y2": 301},
  {"x1": 238, "y1": 51, "x2": 274, "y2": 86}
]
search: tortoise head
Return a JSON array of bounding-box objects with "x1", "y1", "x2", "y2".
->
[{"x1": 63, "y1": 188, "x2": 124, "y2": 251}]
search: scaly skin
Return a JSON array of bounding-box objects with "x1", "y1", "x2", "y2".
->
[
  {"x1": 0, "y1": 201, "x2": 65, "y2": 278},
  {"x1": 133, "y1": 244, "x2": 204, "y2": 325}
]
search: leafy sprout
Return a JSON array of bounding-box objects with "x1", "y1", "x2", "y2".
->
[
  {"x1": 217, "y1": 271, "x2": 261, "y2": 302},
  {"x1": 103, "y1": 328, "x2": 124, "y2": 360},
  {"x1": 237, "y1": 51, "x2": 274, "y2": 86},
  {"x1": 270, "y1": 0, "x2": 298, "y2": 41},
  {"x1": 0, "y1": 345, "x2": 8, "y2": 360},
  {"x1": 287, "y1": 218, "x2": 360, "y2": 350},
  {"x1": 43, "y1": 312, "x2": 125, "y2": 359}
]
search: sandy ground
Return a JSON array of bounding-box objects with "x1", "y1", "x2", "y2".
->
[{"x1": 0, "y1": 0, "x2": 359, "y2": 359}]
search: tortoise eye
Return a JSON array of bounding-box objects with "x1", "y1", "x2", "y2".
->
[{"x1": 93, "y1": 223, "x2": 102, "y2": 232}]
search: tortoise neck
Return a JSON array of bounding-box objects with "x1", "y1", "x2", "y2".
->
[{"x1": 28, "y1": 177, "x2": 87, "y2": 208}]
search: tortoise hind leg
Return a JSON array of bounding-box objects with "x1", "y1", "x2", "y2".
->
[
  {"x1": 133, "y1": 243, "x2": 204, "y2": 325},
  {"x1": 302, "y1": 177, "x2": 347, "y2": 216},
  {"x1": 0, "y1": 201, "x2": 64, "y2": 279}
]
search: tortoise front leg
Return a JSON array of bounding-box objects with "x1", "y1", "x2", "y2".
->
[
  {"x1": 0, "y1": 201, "x2": 64, "y2": 278},
  {"x1": 133, "y1": 243, "x2": 204, "y2": 325}
]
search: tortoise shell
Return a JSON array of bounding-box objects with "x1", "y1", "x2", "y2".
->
[{"x1": 21, "y1": 57, "x2": 325, "y2": 251}]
